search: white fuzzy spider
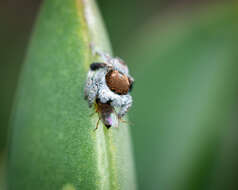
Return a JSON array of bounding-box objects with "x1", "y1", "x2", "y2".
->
[{"x1": 84, "y1": 45, "x2": 134, "y2": 129}]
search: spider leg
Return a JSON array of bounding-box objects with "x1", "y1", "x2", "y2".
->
[
  {"x1": 111, "y1": 95, "x2": 132, "y2": 119},
  {"x1": 118, "y1": 102, "x2": 132, "y2": 118},
  {"x1": 90, "y1": 43, "x2": 112, "y2": 63},
  {"x1": 94, "y1": 118, "x2": 101, "y2": 131},
  {"x1": 119, "y1": 117, "x2": 133, "y2": 126},
  {"x1": 84, "y1": 71, "x2": 99, "y2": 107},
  {"x1": 120, "y1": 118, "x2": 127, "y2": 123},
  {"x1": 87, "y1": 86, "x2": 98, "y2": 107},
  {"x1": 89, "y1": 112, "x2": 97, "y2": 117}
]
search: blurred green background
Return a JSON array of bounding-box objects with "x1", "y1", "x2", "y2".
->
[{"x1": 1, "y1": 0, "x2": 238, "y2": 189}]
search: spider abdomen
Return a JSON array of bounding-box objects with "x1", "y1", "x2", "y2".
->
[{"x1": 106, "y1": 70, "x2": 130, "y2": 95}]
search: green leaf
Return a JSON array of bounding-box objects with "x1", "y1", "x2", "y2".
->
[
  {"x1": 0, "y1": 151, "x2": 6, "y2": 190},
  {"x1": 8, "y1": 0, "x2": 136, "y2": 189},
  {"x1": 123, "y1": 4, "x2": 238, "y2": 190}
]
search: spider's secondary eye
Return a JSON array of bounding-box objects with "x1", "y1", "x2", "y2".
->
[
  {"x1": 90, "y1": 62, "x2": 106, "y2": 70},
  {"x1": 105, "y1": 70, "x2": 130, "y2": 95}
]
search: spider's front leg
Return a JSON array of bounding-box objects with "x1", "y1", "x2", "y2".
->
[
  {"x1": 111, "y1": 95, "x2": 132, "y2": 119},
  {"x1": 93, "y1": 118, "x2": 101, "y2": 131},
  {"x1": 90, "y1": 43, "x2": 112, "y2": 64},
  {"x1": 85, "y1": 62, "x2": 109, "y2": 107},
  {"x1": 84, "y1": 71, "x2": 98, "y2": 107},
  {"x1": 118, "y1": 100, "x2": 132, "y2": 119}
]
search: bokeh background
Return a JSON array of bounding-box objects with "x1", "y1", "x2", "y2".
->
[{"x1": 1, "y1": 0, "x2": 238, "y2": 189}]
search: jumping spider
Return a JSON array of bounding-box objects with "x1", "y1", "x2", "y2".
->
[{"x1": 84, "y1": 45, "x2": 134, "y2": 130}]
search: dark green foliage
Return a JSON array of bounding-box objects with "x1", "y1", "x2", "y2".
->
[{"x1": 124, "y1": 5, "x2": 238, "y2": 190}]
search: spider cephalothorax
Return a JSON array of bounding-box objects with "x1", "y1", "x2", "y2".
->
[{"x1": 84, "y1": 46, "x2": 134, "y2": 129}]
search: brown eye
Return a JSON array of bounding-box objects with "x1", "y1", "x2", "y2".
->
[{"x1": 105, "y1": 70, "x2": 130, "y2": 95}]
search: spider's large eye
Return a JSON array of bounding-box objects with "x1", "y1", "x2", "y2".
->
[{"x1": 105, "y1": 70, "x2": 130, "y2": 95}]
